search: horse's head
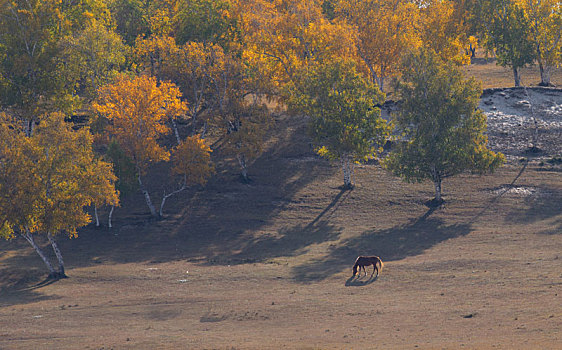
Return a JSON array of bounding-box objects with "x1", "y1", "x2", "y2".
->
[{"x1": 352, "y1": 264, "x2": 358, "y2": 276}]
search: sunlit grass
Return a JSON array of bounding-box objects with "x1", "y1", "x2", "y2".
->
[{"x1": 463, "y1": 56, "x2": 562, "y2": 89}]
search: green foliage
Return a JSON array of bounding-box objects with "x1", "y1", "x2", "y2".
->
[
  {"x1": 219, "y1": 101, "x2": 272, "y2": 175},
  {"x1": 175, "y1": 0, "x2": 240, "y2": 49},
  {"x1": 287, "y1": 59, "x2": 391, "y2": 163},
  {"x1": 481, "y1": 0, "x2": 535, "y2": 84},
  {"x1": 57, "y1": 20, "x2": 128, "y2": 102},
  {"x1": 106, "y1": 140, "x2": 138, "y2": 195},
  {"x1": 108, "y1": 0, "x2": 150, "y2": 45},
  {"x1": 384, "y1": 50, "x2": 505, "y2": 198}
]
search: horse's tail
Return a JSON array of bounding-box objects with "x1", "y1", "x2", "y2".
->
[{"x1": 377, "y1": 257, "x2": 384, "y2": 272}]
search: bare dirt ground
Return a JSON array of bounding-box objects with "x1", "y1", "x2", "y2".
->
[{"x1": 1, "y1": 65, "x2": 561, "y2": 349}]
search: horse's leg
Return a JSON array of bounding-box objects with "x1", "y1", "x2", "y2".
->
[
  {"x1": 371, "y1": 265, "x2": 376, "y2": 278},
  {"x1": 362, "y1": 265, "x2": 366, "y2": 277}
]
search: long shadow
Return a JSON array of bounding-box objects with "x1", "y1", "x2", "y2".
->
[
  {"x1": 0, "y1": 267, "x2": 61, "y2": 306},
  {"x1": 292, "y1": 208, "x2": 472, "y2": 282},
  {"x1": 507, "y1": 186, "x2": 562, "y2": 232},
  {"x1": 345, "y1": 274, "x2": 379, "y2": 287},
  {"x1": 309, "y1": 188, "x2": 351, "y2": 226},
  {"x1": 0, "y1": 115, "x2": 338, "y2": 292},
  {"x1": 225, "y1": 221, "x2": 342, "y2": 264},
  {"x1": 469, "y1": 160, "x2": 528, "y2": 224}
]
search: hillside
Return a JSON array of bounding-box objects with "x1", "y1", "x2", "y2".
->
[{"x1": 1, "y1": 79, "x2": 561, "y2": 348}]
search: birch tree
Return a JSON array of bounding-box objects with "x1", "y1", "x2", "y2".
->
[
  {"x1": 517, "y1": 0, "x2": 562, "y2": 86},
  {"x1": 287, "y1": 59, "x2": 391, "y2": 188},
  {"x1": 336, "y1": 0, "x2": 420, "y2": 92},
  {"x1": 93, "y1": 75, "x2": 187, "y2": 217},
  {"x1": 0, "y1": 113, "x2": 118, "y2": 278},
  {"x1": 160, "y1": 134, "x2": 214, "y2": 215},
  {"x1": 384, "y1": 50, "x2": 504, "y2": 204},
  {"x1": 480, "y1": 0, "x2": 536, "y2": 87},
  {"x1": 219, "y1": 102, "x2": 272, "y2": 182}
]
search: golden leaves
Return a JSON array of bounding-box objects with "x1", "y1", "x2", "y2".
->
[
  {"x1": 0, "y1": 112, "x2": 119, "y2": 238},
  {"x1": 93, "y1": 75, "x2": 188, "y2": 172},
  {"x1": 172, "y1": 134, "x2": 215, "y2": 186}
]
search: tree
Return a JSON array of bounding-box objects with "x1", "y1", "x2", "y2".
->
[
  {"x1": 517, "y1": 0, "x2": 562, "y2": 86},
  {"x1": 108, "y1": 0, "x2": 178, "y2": 45},
  {"x1": 175, "y1": 0, "x2": 240, "y2": 50},
  {"x1": 384, "y1": 50, "x2": 505, "y2": 204},
  {"x1": 239, "y1": 0, "x2": 357, "y2": 95},
  {"x1": 0, "y1": 113, "x2": 118, "y2": 278},
  {"x1": 418, "y1": 0, "x2": 473, "y2": 66},
  {"x1": 219, "y1": 101, "x2": 272, "y2": 182},
  {"x1": 93, "y1": 75, "x2": 187, "y2": 217},
  {"x1": 0, "y1": 0, "x2": 113, "y2": 121},
  {"x1": 480, "y1": 0, "x2": 536, "y2": 87},
  {"x1": 134, "y1": 36, "x2": 240, "y2": 135},
  {"x1": 287, "y1": 59, "x2": 392, "y2": 188},
  {"x1": 160, "y1": 134, "x2": 214, "y2": 215},
  {"x1": 336, "y1": 0, "x2": 420, "y2": 92},
  {"x1": 56, "y1": 20, "x2": 128, "y2": 103}
]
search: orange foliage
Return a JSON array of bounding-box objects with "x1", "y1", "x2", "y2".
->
[
  {"x1": 93, "y1": 75, "x2": 188, "y2": 173},
  {"x1": 172, "y1": 134, "x2": 215, "y2": 186}
]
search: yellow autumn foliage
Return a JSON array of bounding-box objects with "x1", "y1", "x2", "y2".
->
[{"x1": 93, "y1": 75, "x2": 188, "y2": 173}]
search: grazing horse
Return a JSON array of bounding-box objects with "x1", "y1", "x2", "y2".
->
[{"x1": 352, "y1": 256, "x2": 383, "y2": 278}]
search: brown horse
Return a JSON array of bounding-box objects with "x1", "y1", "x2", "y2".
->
[{"x1": 352, "y1": 256, "x2": 383, "y2": 278}]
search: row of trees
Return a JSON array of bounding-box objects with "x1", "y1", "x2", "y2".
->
[
  {"x1": 473, "y1": 0, "x2": 562, "y2": 87},
  {"x1": 0, "y1": 0, "x2": 512, "y2": 277}
]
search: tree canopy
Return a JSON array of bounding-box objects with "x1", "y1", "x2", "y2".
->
[{"x1": 384, "y1": 50, "x2": 505, "y2": 203}]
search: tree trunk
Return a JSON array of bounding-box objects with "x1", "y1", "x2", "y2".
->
[
  {"x1": 137, "y1": 173, "x2": 157, "y2": 217},
  {"x1": 47, "y1": 232, "x2": 67, "y2": 278},
  {"x1": 469, "y1": 44, "x2": 476, "y2": 58},
  {"x1": 171, "y1": 117, "x2": 181, "y2": 146},
  {"x1": 539, "y1": 63, "x2": 553, "y2": 86},
  {"x1": 433, "y1": 178, "x2": 442, "y2": 203},
  {"x1": 341, "y1": 155, "x2": 354, "y2": 189},
  {"x1": 22, "y1": 229, "x2": 57, "y2": 278},
  {"x1": 513, "y1": 66, "x2": 521, "y2": 87},
  {"x1": 108, "y1": 205, "x2": 115, "y2": 229},
  {"x1": 431, "y1": 165, "x2": 443, "y2": 204},
  {"x1": 94, "y1": 205, "x2": 100, "y2": 227},
  {"x1": 160, "y1": 177, "x2": 187, "y2": 217},
  {"x1": 237, "y1": 153, "x2": 248, "y2": 182}
]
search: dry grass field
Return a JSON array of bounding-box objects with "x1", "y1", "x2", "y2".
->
[
  {"x1": 463, "y1": 56, "x2": 562, "y2": 89},
  {"x1": 0, "y1": 60, "x2": 561, "y2": 349}
]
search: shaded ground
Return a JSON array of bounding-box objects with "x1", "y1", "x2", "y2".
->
[{"x1": 1, "y1": 65, "x2": 561, "y2": 349}]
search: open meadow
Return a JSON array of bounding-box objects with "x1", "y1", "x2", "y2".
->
[{"x1": 1, "y1": 59, "x2": 561, "y2": 349}]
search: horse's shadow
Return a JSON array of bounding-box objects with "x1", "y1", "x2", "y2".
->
[{"x1": 344, "y1": 274, "x2": 378, "y2": 287}]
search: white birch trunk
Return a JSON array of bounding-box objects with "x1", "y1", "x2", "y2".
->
[
  {"x1": 341, "y1": 155, "x2": 353, "y2": 188},
  {"x1": 94, "y1": 205, "x2": 100, "y2": 227},
  {"x1": 434, "y1": 179, "x2": 442, "y2": 202},
  {"x1": 171, "y1": 117, "x2": 181, "y2": 146},
  {"x1": 47, "y1": 232, "x2": 67, "y2": 278},
  {"x1": 137, "y1": 173, "x2": 157, "y2": 217},
  {"x1": 22, "y1": 228, "x2": 57, "y2": 277},
  {"x1": 160, "y1": 178, "x2": 187, "y2": 217},
  {"x1": 108, "y1": 205, "x2": 115, "y2": 229},
  {"x1": 431, "y1": 166, "x2": 443, "y2": 203},
  {"x1": 237, "y1": 154, "x2": 248, "y2": 182}
]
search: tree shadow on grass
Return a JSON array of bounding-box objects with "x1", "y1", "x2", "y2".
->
[
  {"x1": 292, "y1": 209, "x2": 473, "y2": 282},
  {"x1": 0, "y1": 268, "x2": 61, "y2": 307},
  {"x1": 224, "y1": 221, "x2": 342, "y2": 264},
  {"x1": 507, "y1": 186, "x2": 562, "y2": 228}
]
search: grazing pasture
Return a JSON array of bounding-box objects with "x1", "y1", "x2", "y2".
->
[{"x1": 1, "y1": 60, "x2": 561, "y2": 349}]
